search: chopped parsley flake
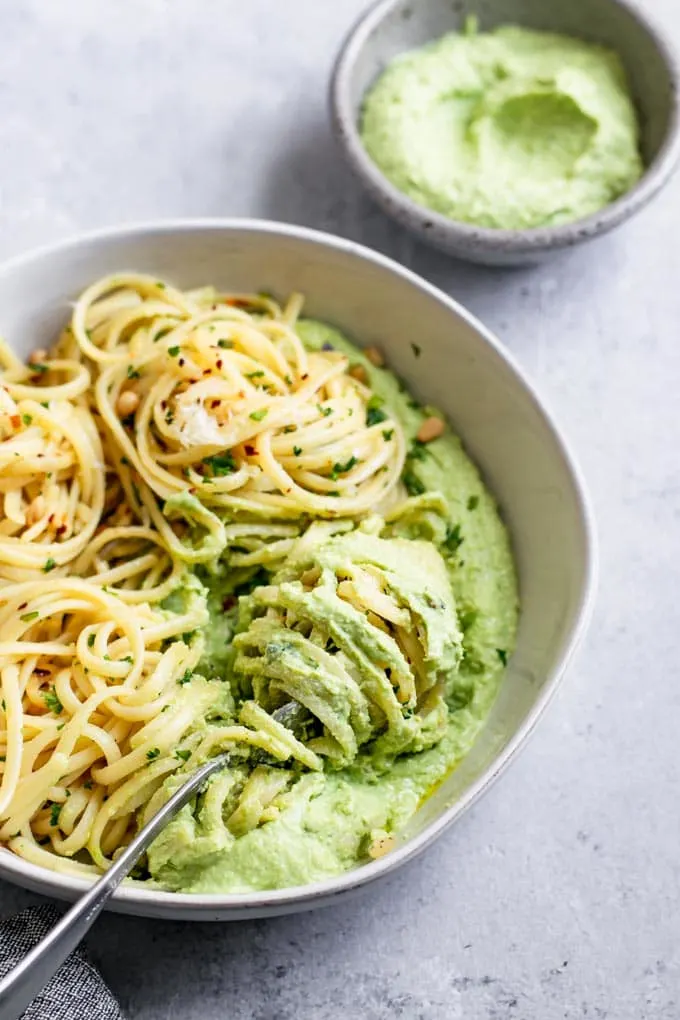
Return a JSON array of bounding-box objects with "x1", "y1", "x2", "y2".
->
[
  {"x1": 467, "y1": 495, "x2": 480, "y2": 511},
  {"x1": 497, "y1": 648, "x2": 508, "y2": 666},
  {"x1": 330, "y1": 456, "x2": 359, "y2": 479},
  {"x1": 49, "y1": 802, "x2": 61, "y2": 826},
  {"x1": 20, "y1": 611, "x2": 39, "y2": 622},
  {"x1": 43, "y1": 688, "x2": 63, "y2": 715},
  {"x1": 87, "y1": 634, "x2": 96, "y2": 648},
  {"x1": 382, "y1": 429, "x2": 394, "y2": 441},
  {"x1": 43, "y1": 558, "x2": 56, "y2": 573},
  {"x1": 178, "y1": 669, "x2": 193, "y2": 685},
  {"x1": 409, "y1": 440, "x2": 429, "y2": 461},
  {"x1": 22, "y1": 414, "x2": 32, "y2": 425},
  {"x1": 249, "y1": 408, "x2": 268, "y2": 421},
  {"x1": 402, "y1": 470, "x2": 425, "y2": 497},
  {"x1": 293, "y1": 446, "x2": 302, "y2": 456},
  {"x1": 366, "y1": 394, "x2": 387, "y2": 427},
  {"x1": 146, "y1": 747, "x2": 161, "y2": 761},
  {"x1": 443, "y1": 524, "x2": 464, "y2": 554},
  {"x1": 175, "y1": 749, "x2": 192, "y2": 762},
  {"x1": 245, "y1": 371, "x2": 265, "y2": 380},
  {"x1": 30, "y1": 362, "x2": 49, "y2": 374},
  {"x1": 168, "y1": 346, "x2": 180, "y2": 357},
  {"x1": 316, "y1": 404, "x2": 333, "y2": 418},
  {"x1": 127, "y1": 366, "x2": 141, "y2": 379},
  {"x1": 217, "y1": 339, "x2": 232, "y2": 349},
  {"x1": 202, "y1": 452, "x2": 237, "y2": 476}
]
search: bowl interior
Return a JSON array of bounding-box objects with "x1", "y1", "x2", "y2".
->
[
  {"x1": 0, "y1": 222, "x2": 594, "y2": 918},
  {"x1": 345, "y1": 0, "x2": 677, "y2": 167}
]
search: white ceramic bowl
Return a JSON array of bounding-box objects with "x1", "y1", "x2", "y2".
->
[{"x1": 0, "y1": 220, "x2": 596, "y2": 919}]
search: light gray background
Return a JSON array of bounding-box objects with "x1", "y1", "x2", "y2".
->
[{"x1": 0, "y1": 1, "x2": 678, "y2": 1017}]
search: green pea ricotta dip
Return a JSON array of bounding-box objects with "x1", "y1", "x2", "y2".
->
[
  {"x1": 147, "y1": 322, "x2": 518, "y2": 894},
  {"x1": 360, "y1": 21, "x2": 644, "y2": 230}
]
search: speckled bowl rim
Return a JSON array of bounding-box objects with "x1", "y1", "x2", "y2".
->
[
  {"x1": 330, "y1": 0, "x2": 680, "y2": 256},
  {"x1": 0, "y1": 219, "x2": 597, "y2": 920}
]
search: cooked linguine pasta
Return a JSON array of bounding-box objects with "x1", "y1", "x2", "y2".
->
[{"x1": 0, "y1": 274, "x2": 422, "y2": 878}]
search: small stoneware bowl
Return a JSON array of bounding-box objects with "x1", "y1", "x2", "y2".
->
[{"x1": 331, "y1": 0, "x2": 680, "y2": 265}]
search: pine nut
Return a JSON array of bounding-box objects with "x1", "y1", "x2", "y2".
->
[
  {"x1": 368, "y1": 834, "x2": 395, "y2": 859},
  {"x1": 349, "y1": 364, "x2": 368, "y2": 384},
  {"x1": 416, "y1": 416, "x2": 445, "y2": 443},
  {"x1": 26, "y1": 495, "x2": 46, "y2": 526},
  {"x1": 116, "y1": 390, "x2": 140, "y2": 417}
]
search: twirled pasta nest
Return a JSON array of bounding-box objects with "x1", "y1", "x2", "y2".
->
[
  {"x1": 233, "y1": 529, "x2": 463, "y2": 768},
  {"x1": 61, "y1": 274, "x2": 406, "y2": 521}
]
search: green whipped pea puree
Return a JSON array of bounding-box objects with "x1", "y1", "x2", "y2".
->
[
  {"x1": 149, "y1": 320, "x2": 517, "y2": 894},
  {"x1": 360, "y1": 20, "x2": 643, "y2": 230}
]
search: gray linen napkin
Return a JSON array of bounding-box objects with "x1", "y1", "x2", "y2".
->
[{"x1": 0, "y1": 904, "x2": 124, "y2": 1020}]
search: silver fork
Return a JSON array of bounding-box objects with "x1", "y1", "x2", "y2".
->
[{"x1": 0, "y1": 750, "x2": 231, "y2": 1020}]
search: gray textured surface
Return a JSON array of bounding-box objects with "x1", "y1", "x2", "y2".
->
[{"x1": 0, "y1": 0, "x2": 678, "y2": 1016}]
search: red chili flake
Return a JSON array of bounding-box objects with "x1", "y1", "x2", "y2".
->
[
  {"x1": 18, "y1": 602, "x2": 27, "y2": 610},
  {"x1": 216, "y1": 360, "x2": 223, "y2": 369},
  {"x1": 56, "y1": 525, "x2": 67, "y2": 536},
  {"x1": 34, "y1": 668, "x2": 50, "y2": 677},
  {"x1": 48, "y1": 514, "x2": 55, "y2": 524},
  {"x1": 301, "y1": 374, "x2": 309, "y2": 381},
  {"x1": 160, "y1": 400, "x2": 167, "y2": 409},
  {"x1": 203, "y1": 369, "x2": 210, "y2": 376},
  {"x1": 210, "y1": 400, "x2": 220, "y2": 409},
  {"x1": 178, "y1": 359, "x2": 185, "y2": 367},
  {"x1": 222, "y1": 596, "x2": 236, "y2": 611},
  {"x1": 226, "y1": 298, "x2": 249, "y2": 308},
  {"x1": 10, "y1": 415, "x2": 20, "y2": 428},
  {"x1": 244, "y1": 444, "x2": 256, "y2": 456}
]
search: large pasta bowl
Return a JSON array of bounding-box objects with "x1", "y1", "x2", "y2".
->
[{"x1": 0, "y1": 220, "x2": 595, "y2": 920}]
